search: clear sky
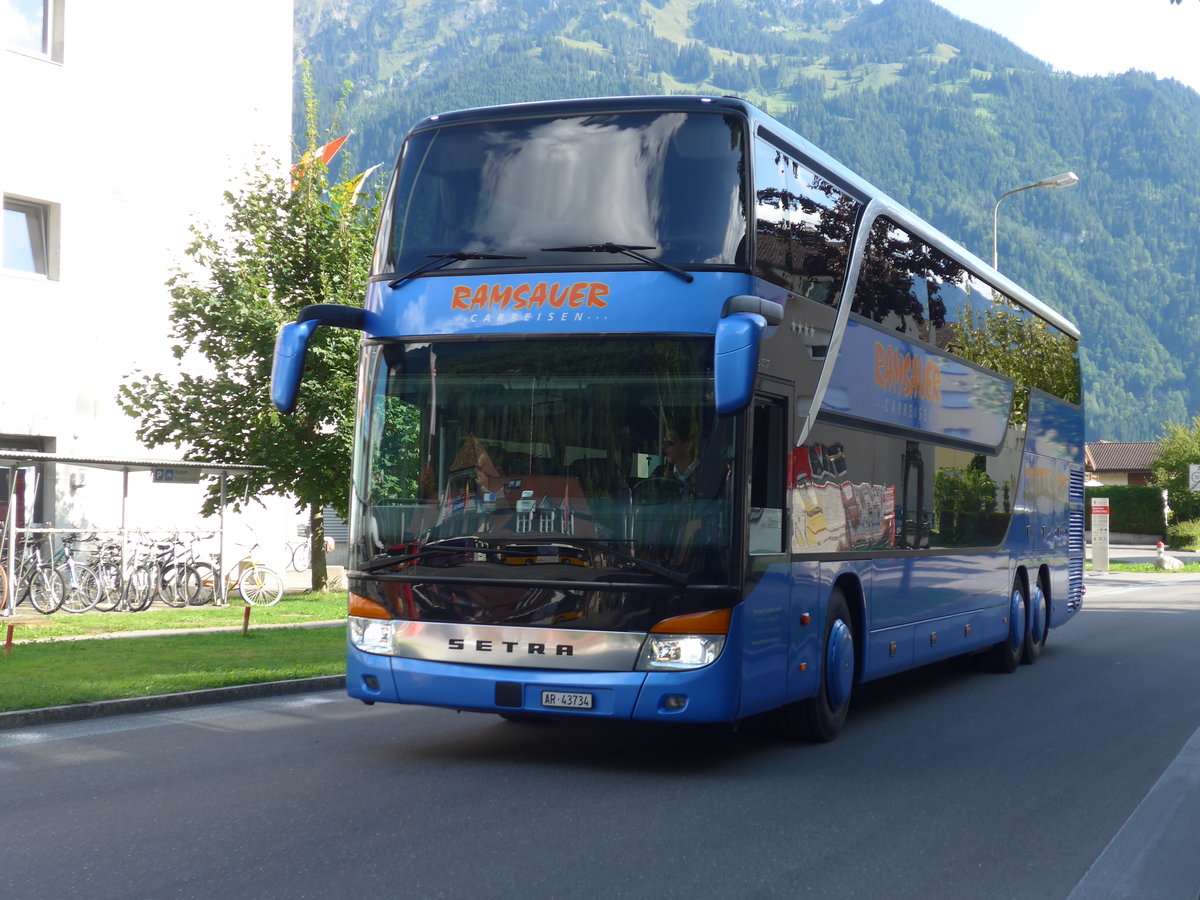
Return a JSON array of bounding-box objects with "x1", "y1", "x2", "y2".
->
[{"x1": 929, "y1": 0, "x2": 1200, "y2": 94}]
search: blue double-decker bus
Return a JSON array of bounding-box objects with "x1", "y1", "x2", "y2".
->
[{"x1": 272, "y1": 96, "x2": 1084, "y2": 741}]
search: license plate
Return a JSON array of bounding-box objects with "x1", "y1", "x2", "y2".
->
[{"x1": 541, "y1": 690, "x2": 593, "y2": 710}]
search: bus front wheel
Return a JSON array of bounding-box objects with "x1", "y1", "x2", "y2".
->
[{"x1": 780, "y1": 588, "x2": 855, "y2": 743}]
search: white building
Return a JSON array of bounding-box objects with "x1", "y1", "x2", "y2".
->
[{"x1": 2, "y1": 0, "x2": 300, "y2": 563}]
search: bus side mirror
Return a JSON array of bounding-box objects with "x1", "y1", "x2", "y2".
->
[
  {"x1": 270, "y1": 304, "x2": 367, "y2": 414},
  {"x1": 713, "y1": 312, "x2": 765, "y2": 415}
]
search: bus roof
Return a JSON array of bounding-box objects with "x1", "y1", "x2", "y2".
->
[{"x1": 405, "y1": 95, "x2": 1080, "y2": 341}]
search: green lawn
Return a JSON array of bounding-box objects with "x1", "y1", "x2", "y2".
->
[
  {"x1": 0, "y1": 627, "x2": 345, "y2": 713},
  {"x1": 1088, "y1": 561, "x2": 1200, "y2": 574},
  {"x1": 0, "y1": 593, "x2": 349, "y2": 714}
]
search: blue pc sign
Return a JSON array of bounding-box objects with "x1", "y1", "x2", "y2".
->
[{"x1": 153, "y1": 467, "x2": 201, "y2": 484}]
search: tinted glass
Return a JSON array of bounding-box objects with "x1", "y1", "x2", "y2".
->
[
  {"x1": 753, "y1": 137, "x2": 859, "y2": 307},
  {"x1": 376, "y1": 112, "x2": 748, "y2": 276},
  {"x1": 351, "y1": 338, "x2": 738, "y2": 603}
]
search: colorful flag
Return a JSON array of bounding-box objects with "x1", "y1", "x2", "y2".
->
[
  {"x1": 331, "y1": 163, "x2": 382, "y2": 210},
  {"x1": 291, "y1": 132, "x2": 352, "y2": 189}
]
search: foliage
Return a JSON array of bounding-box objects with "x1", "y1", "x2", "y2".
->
[
  {"x1": 1153, "y1": 416, "x2": 1200, "y2": 522},
  {"x1": 118, "y1": 66, "x2": 380, "y2": 589},
  {"x1": 294, "y1": 0, "x2": 1200, "y2": 441},
  {"x1": 933, "y1": 464, "x2": 996, "y2": 544},
  {"x1": 1085, "y1": 485, "x2": 1166, "y2": 536},
  {"x1": 1165, "y1": 519, "x2": 1200, "y2": 551}
]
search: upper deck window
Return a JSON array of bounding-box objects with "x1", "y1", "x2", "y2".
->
[
  {"x1": 752, "y1": 136, "x2": 859, "y2": 308},
  {"x1": 375, "y1": 111, "x2": 748, "y2": 278}
]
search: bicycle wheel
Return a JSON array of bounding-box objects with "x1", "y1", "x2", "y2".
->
[
  {"x1": 237, "y1": 565, "x2": 284, "y2": 606},
  {"x1": 123, "y1": 565, "x2": 154, "y2": 612},
  {"x1": 189, "y1": 562, "x2": 216, "y2": 606},
  {"x1": 29, "y1": 568, "x2": 66, "y2": 614},
  {"x1": 157, "y1": 565, "x2": 198, "y2": 608},
  {"x1": 290, "y1": 542, "x2": 311, "y2": 571},
  {"x1": 59, "y1": 564, "x2": 101, "y2": 613},
  {"x1": 93, "y1": 562, "x2": 122, "y2": 612}
]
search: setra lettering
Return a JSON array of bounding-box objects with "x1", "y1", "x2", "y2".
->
[{"x1": 445, "y1": 638, "x2": 576, "y2": 656}]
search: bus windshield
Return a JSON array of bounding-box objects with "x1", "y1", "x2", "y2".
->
[
  {"x1": 351, "y1": 338, "x2": 737, "y2": 607},
  {"x1": 375, "y1": 111, "x2": 748, "y2": 278}
]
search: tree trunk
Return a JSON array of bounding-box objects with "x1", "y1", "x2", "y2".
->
[{"x1": 309, "y1": 503, "x2": 328, "y2": 592}]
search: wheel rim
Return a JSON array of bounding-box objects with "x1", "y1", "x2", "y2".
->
[
  {"x1": 825, "y1": 618, "x2": 854, "y2": 710},
  {"x1": 1030, "y1": 583, "x2": 1047, "y2": 643},
  {"x1": 1009, "y1": 586, "x2": 1027, "y2": 653}
]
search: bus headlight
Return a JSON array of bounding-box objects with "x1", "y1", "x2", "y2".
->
[
  {"x1": 636, "y1": 609, "x2": 731, "y2": 671},
  {"x1": 349, "y1": 616, "x2": 394, "y2": 655},
  {"x1": 637, "y1": 633, "x2": 726, "y2": 671}
]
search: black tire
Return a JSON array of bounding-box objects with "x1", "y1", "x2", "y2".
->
[
  {"x1": 157, "y1": 565, "x2": 200, "y2": 608},
  {"x1": 124, "y1": 565, "x2": 154, "y2": 612},
  {"x1": 188, "y1": 562, "x2": 216, "y2": 605},
  {"x1": 1022, "y1": 575, "x2": 1049, "y2": 665},
  {"x1": 988, "y1": 574, "x2": 1028, "y2": 674},
  {"x1": 780, "y1": 588, "x2": 855, "y2": 742}
]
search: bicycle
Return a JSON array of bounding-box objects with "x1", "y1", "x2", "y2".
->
[
  {"x1": 54, "y1": 533, "x2": 102, "y2": 614},
  {"x1": 223, "y1": 541, "x2": 284, "y2": 606},
  {"x1": 286, "y1": 537, "x2": 312, "y2": 572},
  {"x1": 11, "y1": 531, "x2": 65, "y2": 615}
]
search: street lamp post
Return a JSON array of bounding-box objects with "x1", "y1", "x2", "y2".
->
[{"x1": 992, "y1": 171, "x2": 1079, "y2": 269}]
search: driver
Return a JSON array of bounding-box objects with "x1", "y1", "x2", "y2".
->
[{"x1": 653, "y1": 428, "x2": 698, "y2": 491}]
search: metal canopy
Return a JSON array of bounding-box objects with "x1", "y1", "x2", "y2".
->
[
  {"x1": 2, "y1": 451, "x2": 265, "y2": 616},
  {"x1": 0, "y1": 451, "x2": 262, "y2": 475}
]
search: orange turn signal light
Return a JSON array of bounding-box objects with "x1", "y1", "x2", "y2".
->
[
  {"x1": 349, "y1": 592, "x2": 392, "y2": 620},
  {"x1": 650, "y1": 608, "x2": 732, "y2": 635}
]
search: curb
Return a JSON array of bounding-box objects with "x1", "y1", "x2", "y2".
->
[{"x1": 0, "y1": 675, "x2": 347, "y2": 731}]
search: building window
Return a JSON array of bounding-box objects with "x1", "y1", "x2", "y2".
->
[
  {"x1": 7, "y1": 0, "x2": 64, "y2": 61},
  {"x1": 3, "y1": 196, "x2": 58, "y2": 278}
]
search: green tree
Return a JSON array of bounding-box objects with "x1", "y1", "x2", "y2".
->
[
  {"x1": 1153, "y1": 416, "x2": 1200, "y2": 523},
  {"x1": 118, "y1": 67, "x2": 378, "y2": 590}
]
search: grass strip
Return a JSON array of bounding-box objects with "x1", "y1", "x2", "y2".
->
[
  {"x1": 1087, "y1": 562, "x2": 1200, "y2": 574},
  {"x1": 0, "y1": 626, "x2": 346, "y2": 713}
]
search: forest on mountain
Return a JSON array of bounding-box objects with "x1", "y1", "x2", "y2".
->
[{"x1": 293, "y1": 0, "x2": 1200, "y2": 441}]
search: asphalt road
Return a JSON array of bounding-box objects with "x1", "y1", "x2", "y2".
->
[{"x1": 4, "y1": 573, "x2": 1200, "y2": 900}]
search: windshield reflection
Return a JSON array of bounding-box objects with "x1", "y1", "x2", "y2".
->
[
  {"x1": 351, "y1": 339, "x2": 736, "y2": 587},
  {"x1": 378, "y1": 111, "x2": 748, "y2": 275}
]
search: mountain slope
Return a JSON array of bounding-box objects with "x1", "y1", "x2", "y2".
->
[{"x1": 293, "y1": 0, "x2": 1200, "y2": 441}]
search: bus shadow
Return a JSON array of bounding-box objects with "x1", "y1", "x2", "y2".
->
[{"x1": 374, "y1": 654, "x2": 1015, "y2": 773}]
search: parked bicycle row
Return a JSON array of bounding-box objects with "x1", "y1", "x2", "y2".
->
[{"x1": 0, "y1": 529, "x2": 285, "y2": 615}]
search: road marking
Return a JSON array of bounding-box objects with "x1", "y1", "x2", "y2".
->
[{"x1": 1068, "y1": 725, "x2": 1200, "y2": 899}]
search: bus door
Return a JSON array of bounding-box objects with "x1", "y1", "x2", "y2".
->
[{"x1": 739, "y1": 386, "x2": 791, "y2": 716}]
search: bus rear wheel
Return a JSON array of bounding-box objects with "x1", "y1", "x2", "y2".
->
[
  {"x1": 1022, "y1": 575, "x2": 1049, "y2": 665},
  {"x1": 780, "y1": 588, "x2": 855, "y2": 742}
]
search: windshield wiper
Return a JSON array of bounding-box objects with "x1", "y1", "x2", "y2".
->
[
  {"x1": 388, "y1": 252, "x2": 526, "y2": 289},
  {"x1": 361, "y1": 543, "x2": 508, "y2": 572},
  {"x1": 541, "y1": 243, "x2": 694, "y2": 283},
  {"x1": 562, "y1": 538, "x2": 689, "y2": 586}
]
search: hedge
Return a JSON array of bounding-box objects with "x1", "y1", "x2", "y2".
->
[{"x1": 1084, "y1": 485, "x2": 1165, "y2": 536}]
